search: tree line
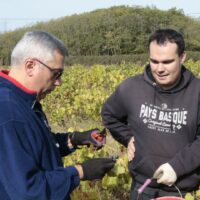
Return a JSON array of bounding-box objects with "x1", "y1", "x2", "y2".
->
[{"x1": 0, "y1": 6, "x2": 200, "y2": 65}]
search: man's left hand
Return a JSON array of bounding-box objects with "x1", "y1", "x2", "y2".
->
[
  {"x1": 127, "y1": 137, "x2": 135, "y2": 161},
  {"x1": 153, "y1": 163, "x2": 177, "y2": 186},
  {"x1": 69, "y1": 128, "x2": 106, "y2": 149}
]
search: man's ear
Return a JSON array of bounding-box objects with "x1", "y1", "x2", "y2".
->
[
  {"x1": 180, "y1": 52, "x2": 186, "y2": 64},
  {"x1": 24, "y1": 59, "x2": 36, "y2": 77}
]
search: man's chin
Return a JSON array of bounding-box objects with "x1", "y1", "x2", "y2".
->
[
  {"x1": 37, "y1": 94, "x2": 46, "y2": 101},
  {"x1": 38, "y1": 91, "x2": 50, "y2": 100}
]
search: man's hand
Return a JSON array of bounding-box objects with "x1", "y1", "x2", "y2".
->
[
  {"x1": 153, "y1": 163, "x2": 177, "y2": 186},
  {"x1": 78, "y1": 157, "x2": 116, "y2": 180},
  {"x1": 69, "y1": 128, "x2": 106, "y2": 149},
  {"x1": 127, "y1": 137, "x2": 135, "y2": 161}
]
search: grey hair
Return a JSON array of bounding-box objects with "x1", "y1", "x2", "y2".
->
[{"x1": 11, "y1": 30, "x2": 68, "y2": 66}]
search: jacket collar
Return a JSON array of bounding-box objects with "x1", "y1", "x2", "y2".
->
[{"x1": 0, "y1": 70, "x2": 37, "y2": 108}]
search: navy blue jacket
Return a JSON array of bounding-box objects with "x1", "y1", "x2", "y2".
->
[{"x1": 0, "y1": 71, "x2": 80, "y2": 200}]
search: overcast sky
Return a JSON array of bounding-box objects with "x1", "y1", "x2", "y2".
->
[{"x1": 0, "y1": 0, "x2": 199, "y2": 32}]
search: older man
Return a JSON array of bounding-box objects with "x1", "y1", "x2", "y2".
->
[{"x1": 0, "y1": 31, "x2": 115, "y2": 200}]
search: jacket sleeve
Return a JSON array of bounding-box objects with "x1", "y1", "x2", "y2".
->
[
  {"x1": 169, "y1": 135, "x2": 200, "y2": 177},
  {"x1": 53, "y1": 133, "x2": 75, "y2": 157},
  {"x1": 0, "y1": 120, "x2": 80, "y2": 200},
  {"x1": 101, "y1": 86, "x2": 133, "y2": 147},
  {"x1": 169, "y1": 98, "x2": 200, "y2": 177}
]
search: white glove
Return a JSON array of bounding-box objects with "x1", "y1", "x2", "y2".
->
[
  {"x1": 153, "y1": 163, "x2": 177, "y2": 186},
  {"x1": 127, "y1": 137, "x2": 135, "y2": 161}
]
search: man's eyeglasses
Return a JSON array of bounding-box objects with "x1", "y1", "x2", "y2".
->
[{"x1": 33, "y1": 58, "x2": 64, "y2": 80}]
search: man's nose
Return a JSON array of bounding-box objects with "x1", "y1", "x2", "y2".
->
[
  {"x1": 54, "y1": 78, "x2": 62, "y2": 86},
  {"x1": 157, "y1": 63, "x2": 165, "y2": 72}
]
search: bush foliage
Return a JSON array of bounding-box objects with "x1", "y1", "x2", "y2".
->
[{"x1": 1, "y1": 6, "x2": 200, "y2": 65}]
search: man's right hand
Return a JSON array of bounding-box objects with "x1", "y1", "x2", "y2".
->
[
  {"x1": 76, "y1": 157, "x2": 116, "y2": 181},
  {"x1": 153, "y1": 163, "x2": 177, "y2": 186},
  {"x1": 69, "y1": 128, "x2": 106, "y2": 149},
  {"x1": 127, "y1": 137, "x2": 135, "y2": 161}
]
